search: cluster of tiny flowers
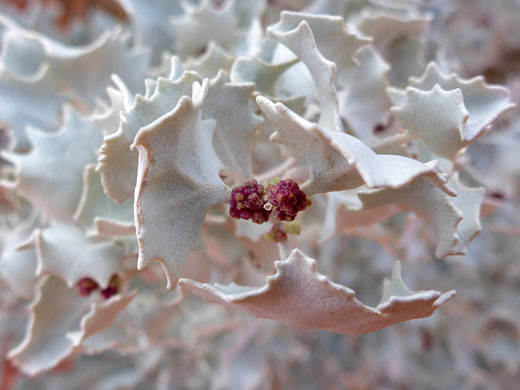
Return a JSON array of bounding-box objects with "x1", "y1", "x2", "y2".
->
[
  {"x1": 267, "y1": 179, "x2": 311, "y2": 222},
  {"x1": 229, "y1": 179, "x2": 271, "y2": 224},
  {"x1": 229, "y1": 178, "x2": 310, "y2": 224},
  {"x1": 76, "y1": 275, "x2": 119, "y2": 299}
]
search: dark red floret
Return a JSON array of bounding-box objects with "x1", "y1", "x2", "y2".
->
[
  {"x1": 229, "y1": 179, "x2": 271, "y2": 224},
  {"x1": 100, "y1": 275, "x2": 119, "y2": 300},
  {"x1": 76, "y1": 277, "x2": 99, "y2": 296},
  {"x1": 267, "y1": 179, "x2": 310, "y2": 222}
]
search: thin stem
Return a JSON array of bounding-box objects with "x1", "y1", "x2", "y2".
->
[{"x1": 277, "y1": 240, "x2": 291, "y2": 261}]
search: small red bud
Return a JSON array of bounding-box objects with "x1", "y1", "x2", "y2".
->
[{"x1": 77, "y1": 278, "x2": 99, "y2": 296}]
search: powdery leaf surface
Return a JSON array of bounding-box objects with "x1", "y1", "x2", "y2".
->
[
  {"x1": 184, "y1": 42, "x2": 235, "y2": 79},
  {"x1": 75, "y1": 165, "x2": 134, "y2": 236},
  {"x1": 171, "y1": 0, "x2": 245, "y2": 57},
  {"x1": 132, "y1": 80, "x2": 229, "y2": 289},
  {"x1": 98, "y1": 70, "x2": 260, "y2": 202},
  {"x1": 358, "y1": 178, "x2": 464, "y2": 258},
  {"x1": 448, "y1": 173, "x2": 485, "y2": 253},
  {"x1": 203, "y1": 70, "x2": 262, "y2": 179},
  {"x1": 338, "y1": 45, "x2": 391, "y2": 141},
  {"x1": 122, "y1": 0, "x2": 183, "y2": 65},
  {"x1": 271, "y1": 12, "x2": 369, "y2": 73},
  {"x1": 391, "y1": 85, "x2": 470, "y2": 160},
  {"x1": 389, "y1": 62, "x2": 515, "y2": 158},
  {"x1": 357, "y1": 10, "x2": 431, "y2": 55},
  {"x1": 97, "y1": 71, "x2": 200, "y2": 202},
  {"x1": 180, "y1": 249, "x2": 455, "y2": 335},
  {"x1": 0, "y1": 215, "x2": 39, "y2": 299},
  {"x1": 257, "y1": 96, "x2": 452, "y2": 197},
  {"x1": 0, "y1": 22, "x2": 149, "y2": 107},
  {"x1": 33, "y1": 223, "x2": 126, "y2": 289},
  {"x1": 0, "y1": 64, "x2": 65, "y2": 151},
  {"x1": 90, "y1": 75, "x2": 134, "y2": 137},
  {"x1": 230, "y1": 55, "x2": 298, "y2": 96},
  {"x1": 268, "y1": 14, "x2": 344, "y2": 132},
  {"x1": 2, "y1": 106, "x2": 103, "y2": 222},
  {"x1": 8, "y1": 276, "x2": 136, "y2": 376},
  {"x1": 319, "y1": 191, "x2": 400, "y2": 242}
]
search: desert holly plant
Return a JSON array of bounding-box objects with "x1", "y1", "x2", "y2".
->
[{"x1": 0, "y1": 0, "x2": 516, "y2": 386}]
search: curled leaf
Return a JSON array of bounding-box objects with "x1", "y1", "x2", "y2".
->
[
  {"x1": 74, "y1": 165, "x2": 134, "y2": 236},
  {"x1": 2, "y1": 106, "x2": 103, "y2": 222},
  {"x1": 131, "y1": 79, "x2": 229, "y2": 289},
  {"x1": 34, "y1": 223, "x2": 126, "y2": 289},
  {"x1": 180, "y1": 249, "x2": 455, "y2": 335},
  {"x1": 358, "y1": 178, "x2": 464, "y2": 258},
  {"x1": 389, "y1": 62, "x2": 515, "y2": 159},
  {"x1": 257, "y1": 96, "x2": 452, "y2": 197},
  {"x1": 8, "y1": 276, "x2": 136, "y2": 376}
]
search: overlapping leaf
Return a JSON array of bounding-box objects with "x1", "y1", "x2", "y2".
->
[
  {"x1": 0, "y1": 22, "x2": 149, "y2": 107},
  {"x1": 358, "y1": 178, "x2": 464, "y2": 258},
  {"x1": 2, "y1": 106, "x2": 103, "y2": 222},
  {"x1": 180, "y1": 249, "x2": 455, "y2": 335},
  {"x1": 8, "y1": 276, "x2": 136, "y2": 376},
  {"x1": 98, "y1": 70, "x2": 260, "y2": 202},
  {"x1": 131, "y1": 79, "x2": 229, "y2": 289},
  {"x1": 389, "y1": 62, "x2": 515, "y2": 159},
  {"x1": 29, "y1": 223, "x2": 125, "y2": 288},
  {"x1": 0, "y1": 64, "x2": 65, "y2": 150},
  {"x1": 97, "y1": 71, "x2": 201, "y2": 202},
  {"x1": 267, "y1": 12, "x2": 370, "y2": 131},
  {"x1": 171, "y1": 0, "x2": 245, "y2": 57},
  {"x1": 75, "y1": 165, "x2": 134, "y2": 236},
  {"x1": 257, "y1": 96, "x2": 452, "y2": 197}
]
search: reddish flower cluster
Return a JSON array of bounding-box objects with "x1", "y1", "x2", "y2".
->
[
  {"x1": 76, "y1": 277, "x2": 99, "y2": 296},
  {"x1": 229, "y1": 179, "x2": 311, "y2": 224},
  {"x1": 76, "y1": 275, "x2": 119, "y2": 299},
  {"x1": 229, "y1": 179, "x2": 271, "y2": 224},
  {"x1": 267, "y1": 179, "x2": 310, "y2": 221},
  {"x1": 100, "y1": 275, "x2": 119, "y2": 300}
]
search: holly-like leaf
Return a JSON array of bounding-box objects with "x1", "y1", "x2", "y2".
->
[
  {"x1": 74, "y1": 165, "x2": 134, "y2": 236},
  {"x1": 2, "y1": 106, "x2": 103, "y2": 222},
  {"x1": 203, "y1": 70, "x2": 263, "y2": 179},
  {"x1": 230, "y1": 55, "x2": 298, "y2": 96},
  {"x1": 358, "y1": 178, "x2": 464, "y2": 258},
  {"x1": 180, "y1": 249, "x2": 455, "y2": 335},
  {"x1": 98, "y1": 70, "x2": 260, "y2": 202},
  {"x1": 338, "y1": 46, "x2": 391, "y2": 140},
  {"x1": 1, "y1": 23, "x2": 149, "y2": 107},
  {"x1": 97, "y1": 71, "x2": 201, "y2": 203},
  {"x1": 448, "y1": 173, "x2": 485, "y2": 253},
  {"x1": 123, "y1": 0, "x2": 183, "y2": 65},
  {"x1": 131, "y1": 79, "x2": 229, "y2": 289},
  {"x1": 270, "y1": 12, "x2": 370, "y2": 76},
  {"x1": 184, "y1": 41, "x2": 235, "y2": 79},
  {"x1": 319, "y1": 191, "x2": 400, "y2": 242},
  {"x1": 256, "y1": 96, "x2": 453, "y2": 197},
  {"x1": 267, "y1": 16, "x2": 341, "y2": 132},
  {"x1": 8, "y1": 276, "x2": 136, "y2": 376},
  {"x1": 0, "y1": 65, "x2": 66, "y2": 151},
  {"x1": 171, "y1": 0, "x2": 245, "y2": 57},
  {"x1": 32, "y1": 223, "x2": 126, "y2": 289},
  {"x1": 90, "y1": 75, "x2": 134, "y2": 137},
  {"x1": 0, "y1": 215, "x2": 39, "y2": 299},
  {"x1": 391, "y1": 85, "x2": 470, "y2": 160},
  {"x1": 389, "y1": 62, "x2": 515, "y2": 159},
  {"x1": 358, "y1": 10, "x2": 431, "y2": 55}
]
